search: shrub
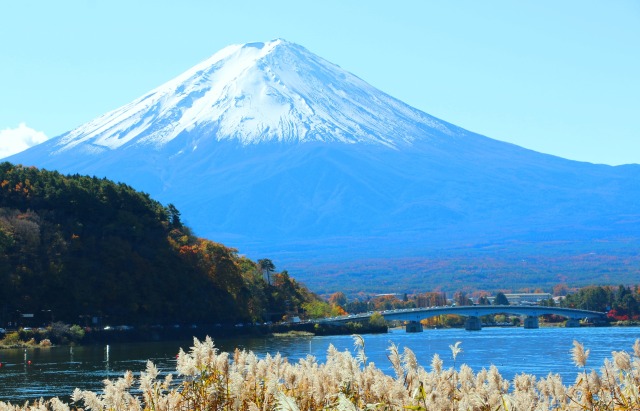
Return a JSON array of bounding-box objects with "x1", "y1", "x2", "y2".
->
[
  {"x1": 47, "y1": 322, "x2": 86, "y2": 344},
  {"x1": 368, "y1": 311, "x2": 387, "y2": 328},
  {"x1": 69, "y1": 325, "x2": 85, "y2": 342},
  {"x1": 0, "y1": 331, "x2": 21, "y2": 346},
  {"x1": 18, "y1": 328, "x2": 34, "y2": 341}
]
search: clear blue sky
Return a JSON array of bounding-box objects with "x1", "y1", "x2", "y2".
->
[{"x1": 1, "y1": 1, "x2": 638, "y2": 164}]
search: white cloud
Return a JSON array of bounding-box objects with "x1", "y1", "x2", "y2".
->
[{"x1": 0, "y1": 123, "x2": 49, "y2": 159}]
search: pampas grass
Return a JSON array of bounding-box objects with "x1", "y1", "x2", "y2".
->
[{"x1": 1, "y1": 336, "x2": 639, "y2": 410}]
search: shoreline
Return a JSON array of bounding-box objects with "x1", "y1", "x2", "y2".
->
[
  {"x1": 3, "y1": 320, "x2": 637, "y2": 350},
  {"x1": 0, "y1": 321, "x2": 389, "y2": 350}
]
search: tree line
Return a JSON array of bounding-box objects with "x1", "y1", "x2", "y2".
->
[{"x1": 558, "y1": 284, "x2": 640, "y2": 321}]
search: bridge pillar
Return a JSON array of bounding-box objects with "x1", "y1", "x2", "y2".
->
[
  {"x1": 464, "y1": 316, "x2": 482, "y2": 331},
  {"x1": 405, "y1": 321, "x2": 423, "y2": 333},
  {"x1": 566, "y1": 318, "x2": 581, "y2": 327},
  {"x1": 523, "y1": 316, "x2": 539, "y2": 329}
]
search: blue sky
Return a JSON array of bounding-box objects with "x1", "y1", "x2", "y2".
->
[{"x1": 1, "y1": 1, "x2": 638, "y2": 164}]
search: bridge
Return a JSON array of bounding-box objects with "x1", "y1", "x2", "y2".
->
[{"x1": 320, "y1": 305, "x2": 607, "y2": 331}]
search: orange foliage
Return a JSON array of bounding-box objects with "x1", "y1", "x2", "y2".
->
[{"x1": 178, "y1": 244, "x2": 199, "y2": 256}]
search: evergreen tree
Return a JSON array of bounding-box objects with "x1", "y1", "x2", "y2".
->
[
  {"x1": 258, "y1": 258, "x2": 275, "y2": 285},
  {"x1": 494, "y1": 292, "x2": 510, "y2": 305}
]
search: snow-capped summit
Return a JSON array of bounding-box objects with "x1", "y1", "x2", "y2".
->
[{"x1": 51, "y1": 39, "x2": 454, "y2": 155}]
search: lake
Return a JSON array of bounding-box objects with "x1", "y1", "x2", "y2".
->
[{"x1": 0, "y1": 326, "x2": 638, "y2": 403}]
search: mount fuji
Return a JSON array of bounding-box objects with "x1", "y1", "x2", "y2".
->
[{"x1": 9, "y1": 39, "x2": 640, "y2": 293}]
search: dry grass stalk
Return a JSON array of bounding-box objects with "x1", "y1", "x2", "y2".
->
[{"x1": 0, "y1": 336, "x2": 639, "y2": 411}]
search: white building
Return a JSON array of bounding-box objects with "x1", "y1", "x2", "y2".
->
[{"x1": 504, "y1": 293, "x2": 553, "y2": 305}]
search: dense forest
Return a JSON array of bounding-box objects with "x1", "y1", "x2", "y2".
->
[
  {"x1": 0, "y1": 162, "x2": 318, "y2": 327},
  {"x1": 558, "y1": 284, "x2": 640, "y2": 321}
]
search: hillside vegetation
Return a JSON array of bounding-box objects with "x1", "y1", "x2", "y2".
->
[
  {"x1": 0, "y1": 162, "x2": 317, "y2": 326},
  {"x1": 293, "y1": 246, "x2": 640, "y2": 296}
]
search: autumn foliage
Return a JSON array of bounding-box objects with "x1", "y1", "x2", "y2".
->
[{"x1": 0, "y1": 162, "x2": 318, "y2": 326}]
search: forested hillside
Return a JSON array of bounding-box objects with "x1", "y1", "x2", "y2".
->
[{"x1": 0, "y1": 162, "x2": 317, "y2": 326}]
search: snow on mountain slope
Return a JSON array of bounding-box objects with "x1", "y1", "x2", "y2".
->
[{"x1": 50, "y1": 39, "x2": 455, "y2": 156}]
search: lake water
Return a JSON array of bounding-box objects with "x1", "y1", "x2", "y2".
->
[{"x1": 0, "y1": 326, "x2": 638, "y2": 403}]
